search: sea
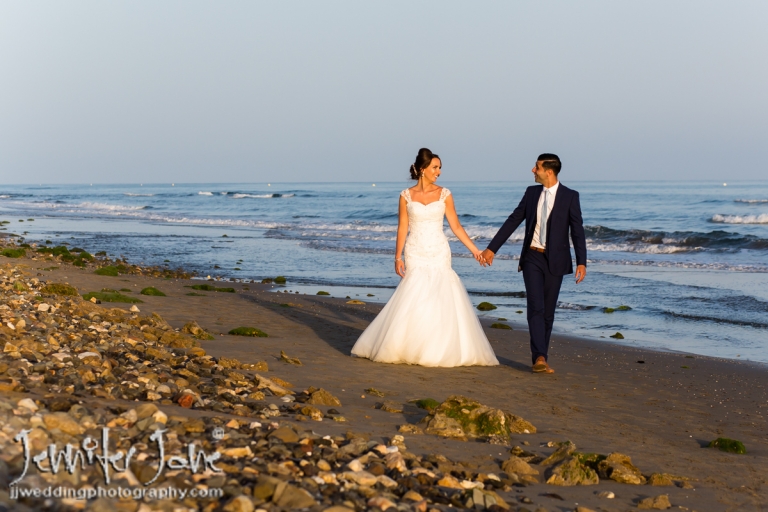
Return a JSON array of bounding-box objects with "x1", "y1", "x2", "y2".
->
[{"x1": 2, "y1": 181, "x2": 767, "y2": 363}]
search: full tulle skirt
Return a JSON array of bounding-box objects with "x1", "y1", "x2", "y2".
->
[{"x1": 351, "y1": 265, "x2": 499, "y2": 367}]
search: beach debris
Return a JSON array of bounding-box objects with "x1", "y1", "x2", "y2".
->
[
  {"x1": 228, "y1": 326, "x2": 269, "y2": 337},
  {"x1": 280, "y1": 350, "x2": 302, "y2": 365},
  {"x1": 708, "y1": 437, "x2": 746, "y2": 454},
  {"x1": 610, "y1": 332, "x2": 625, "y2": 339},
  {"x1": 476, "y1": 301, "x2": 497, "y2": 311},
  {"x1": 421, "y1": 395, "x2": 536, "y2": 443},
  {"x1": 637, "y1": 494, "x2": 672, "y2": 509},
  {"x1": 490, "y1": 322, "x2": 512, "y2": 329}
]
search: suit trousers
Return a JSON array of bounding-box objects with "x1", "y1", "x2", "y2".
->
[{"x1": 522, "y1": 250, "x2": 564, "y2": 364}]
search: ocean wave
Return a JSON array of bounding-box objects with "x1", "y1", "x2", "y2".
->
[
  {"x1": 0, "y1": 195, "x2": 10, "y2": 199},
  {"x1": 735, "y1": 199, "x2": 768, "y2": 204},
  {"x1": 663, "y1": 311, "x2": 768, "y2": 329},
  {"x1": 586, "y1": 225, "x2": 768, "y2": 250},
  {"x1": 231, "y1": 193, "x2": 295, "y2": 199},
  {"x1": 557, "y1": 302, "x2": 597, "y2": 310},
  {"x1": 123, "y1": 193, "x2": 155, "y2": 197},
  {"x1": 198, "y1": 191, "x2": 214, "y2": 196},
  {"x1": 711, "y1": 214, "x2": 768, "y2": 224},
  {"x1": 591, "y1": 259, "x2": 768, "y2": 273}
]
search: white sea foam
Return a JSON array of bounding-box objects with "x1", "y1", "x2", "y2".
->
[
  {"x1": 711, "y1": 214, "x2": 768, "y2": 224},
  {"x1": 735, "y1": 199, "x2": 768, "y2": 204},
  {"x1": 0, "y1": 195, "x2": 10, "y2": 199},
  {"x1": 198, "y1": 191, "x2": 214, "y2": 196},
  {"x1": 123, "y1": 193, "x2": 155, "y2": 197},
  {"x1": 587, "y1": 242, "x2": 700, "y2": 254}
]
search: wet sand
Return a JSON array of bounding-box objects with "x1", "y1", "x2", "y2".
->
[{"x1": 5, "y1": 254, "x2": 768, "y2": 511}]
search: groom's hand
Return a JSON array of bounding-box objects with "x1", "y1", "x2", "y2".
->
[
  {"x1": 575, "y1": 264, "x2": 587, "y2": 284},
  {"x1": 480, "y1": 249, "x2": 495, "y2": 266}
]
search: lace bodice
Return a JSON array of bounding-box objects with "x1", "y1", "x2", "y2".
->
[{"x1": 401, "y1": 187, "x2": 452, "y2": 269}]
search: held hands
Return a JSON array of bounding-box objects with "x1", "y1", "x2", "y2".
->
[
  {"x1": 395, "y1": 258, "x2": 406, "y2": 278},
  {"x1": 479, "y1": 249, "x2": 495, "y2": 267}
]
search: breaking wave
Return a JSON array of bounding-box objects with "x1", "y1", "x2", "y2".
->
[
  {"x1": 734, "y1": 199, "x2": 768, "y2": 204},
  {"x1": 711, "y1": 214, "x2": 768, "y2": 224}
]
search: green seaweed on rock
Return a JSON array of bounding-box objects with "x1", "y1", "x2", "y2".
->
[
  {"x1": 82, "y1": 291, "x2": 142, "y2": 304},
  {"x1": 274, "y1": 276, "x2": 287, "y2": 284},
  {"x1": 1, "y1": 248, "x2": 25, "y2": 258},
  {"x1": 476, "y1": 302, "x2": 497, "y2": 311},
  {"x1": 228, "y1": 326, "x2": 268, "y2": 337},
  {"x1": 40, "y1": 283, "x2": 79, "y2": 296},
  {"x1": 708, "y1": 437, "x2": 746, "y2": 454},
  {"x1": 140, "y1": 287, "x2": 166, "y2": 296},
  {"x1": 316, "y1": 291, "x2": 330, "y2": 295},
  {"x1": 490, "y1": 323, "x2": 512, "y2": 330},
  {"x1": 413, "y1": 398, "x2": 440, "y2": 412}
]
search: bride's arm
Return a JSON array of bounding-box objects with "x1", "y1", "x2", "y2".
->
[
  {"x1": 395, "y1": 195, "x2": 408, "y2": 277},
  {"x1": 444, "y1": 196, "x2": 482, "y2": 259}
]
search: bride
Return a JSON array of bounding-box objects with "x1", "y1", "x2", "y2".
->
[{"x1": 351, "y1": 148, "x2": 499, "y2": 367}]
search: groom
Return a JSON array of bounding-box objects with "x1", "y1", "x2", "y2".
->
[{"x1": 480, "y1": 154, "x2": 587, "y2": 374}]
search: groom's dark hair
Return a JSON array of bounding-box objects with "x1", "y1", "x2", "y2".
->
[{"x1": 537, "y1": 153, "x2": 561, "y2": 175}]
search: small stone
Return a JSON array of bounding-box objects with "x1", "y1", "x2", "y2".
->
[
  {"x1": 596, "y1": 490, "x2": 615, "y2": 499},
  {"x1": 342, "y1": 471, "x2": 378, "y2": 487},
  {"x1": 222, "y1": 446, "x2": 254, "y2": 458},
  {"x1": 37, "y1": 303, "x2": 50, "y2": 312},
  {"x1": 367, "y1": 497, "x2": 395, "y2": 510},
  {"x1": 274, "y1": 484, "x2": 317, "y2": 508},
  {"x1": 135, "y1": 403, "x2": 158, "y2": 420},
  {"x1": 279, "y1": 350, "x2": 302, "y2": 365},
  {"x1": 403, "y1": 491, "x2": 424, "y2": 501},
  {"x1": 575, "y1": 507, "x2": 597, "y2": 512},
  {"x1": 17, "y1": 398, "x2": 39, "y2": 412},
  {"x1": 317, "y1": 459, "x2": 331, "y2": 471},
  {"x1": 376, "y1": 400, "x2": 403, "y2": 413},
  {"x1": 269, "y1": 426, "x2": 299, "y2": 443},
  {"x1": 176, "y1": 394, "x2": 195, "y2": 408},
  {"x1": 398, "y1": 424, "x2": 424, "y2": 434},
  {"x1": 637, "y1": 494, "x2": 672, "y2": 510},
  {"x1": 43, "y1": 412, "x2": 84, "y2": 436},
  {"x1": 598, "y1": 452, "x2": 646, "y2": 485},
  {"x1": 307, "y1": 388, "x2": 342, "y2": 406},
  {"x1": 223, "y1": 495, "x2": 255, "y2": 512},
  {"x1": 648, "y1": 473, "x2": 674, "y2": 486},
  {"x1": 437, "y1": 475, "x2": 464, "y2": 489},
  {"x1": 300, "y1": 405, "x2": 323, "y2": 421},
  {"x1": 502, "y1": 456, "x2": 539, "y2": 476},
  {"x1": 541, "y1": 440, "x2": 576, "y2": 465},
  {"x1": 130, "y1": 305, "x2": 140, "y2": 312}
]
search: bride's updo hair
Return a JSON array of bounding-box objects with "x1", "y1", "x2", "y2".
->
[{"x1": 410, "y1": 148, "x2": 440, "y2": 180}]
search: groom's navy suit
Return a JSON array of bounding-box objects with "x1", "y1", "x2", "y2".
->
[{"x1": 487, "y1": 183, "x2": 587, "y2": 364}]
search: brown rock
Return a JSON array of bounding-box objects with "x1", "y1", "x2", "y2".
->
[
  {"x1": 300, "y1": 406, "x2": 323, "y2": 421},
  {"x1": 274, "y1": 483, "x2": 317, "y2": 509},
  {"x1": 647, "y1": 473, "x2": 674, "y2": 486},
  {"x1": 269, "y1": 426, "x2": 299, "y2": 443},
  {"x1": 424, "y1": 413, "x2": 467, "y2": 440},
  {"x1": 637, "y1": 494, "x2": 672, "y2": 510},
  {"x1": 376, "y1": 400, "x2": 403, "y2": 413},
  {"x1": 279, "y1": 350, "x2": 302, "y2": 365},
  {"x1": 501, "y1": 456, "x2": 539, "y2": 476},
  {"x1": 307, "y1": 388, "x2": 341, "y2": 406},
  {"x1": 541, "y1": 441, "x2": 576, "y2": 466},
  {"x1": 545, "y1": 457, "x2": 599, "y2": 486},
  {"x1": 43, "y1": 412, "x2": 84, "y2": 436},
  {"x1": 223, "y1": 496, "x2": 255, "y2": 512},
  {"x1": 176, "y1": 394, "x2": 195, "y2": 408},
  {"x1": 598, "y1": 453, "x2": 646, "y2": 485}
]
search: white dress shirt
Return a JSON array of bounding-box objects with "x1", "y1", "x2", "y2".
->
[{"x1": 531, "y1": 181, "x2": 559, "y2": 249}]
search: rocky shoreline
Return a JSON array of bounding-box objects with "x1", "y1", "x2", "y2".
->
[{"x1": 1, "y1": 239, "x2": 766, "y2": 511}]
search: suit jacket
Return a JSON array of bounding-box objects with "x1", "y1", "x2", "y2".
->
[{"x1": 487, "y1": 183, "x2": 587, "y2": 276}]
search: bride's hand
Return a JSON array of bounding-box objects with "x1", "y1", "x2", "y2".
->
[
  {"x1": 395, "y1": 259, "x2": 406, "y2": 278},
  {"x1": 473, "y1": 250, "x2": 487, "y2": 267}
]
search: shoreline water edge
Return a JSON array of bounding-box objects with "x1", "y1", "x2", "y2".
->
[
  {"x1": 0, "y1": 235, "x2": 766, "y2": 511},
  {"x1": 2, "y1": 181, "x2": 768, "y2": 363}
]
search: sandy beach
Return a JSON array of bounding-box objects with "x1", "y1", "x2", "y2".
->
[{"x1": 1, "y1": 247, "x2": 766, "y2": 512}]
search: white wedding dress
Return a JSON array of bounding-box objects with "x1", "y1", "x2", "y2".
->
[{"x1": 351, "y1": 188, "x2": 499, "y2": 367}]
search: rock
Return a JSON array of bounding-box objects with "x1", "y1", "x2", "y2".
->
[
  {"x1": 176, "y1": 394, "x2": 195, "y2": 408},
  {"x1": 637, "y1": 494, "x2": 671, "y2": 510},
  {"x1": 223, "y1": 495, "x2": 255, "y2": 512},
  {"x1": 229, "y1": 326, "x2": 268, "y2": 337},
  {"x1": 597, "y1": 453, "x2": 646, "y2": 485},
  {"x1": 437, "y1": 475, "x2": 464, "y2": 489},
  {"x1": 300, "y1": 406, "x2": 323, "y2": 421},
  {"x1": 385, "y1": 451, "x2": 407, "y2": 472},
  {"x1": 37, "y1": 303, "x2": 50, "y2": 312},
  {"x1": 422, "y1": 395, "x2": 535, "y2": 441},
  {"x1": 367, "y1": 497, "x2": 396, "y2": 510},
  {"x1": 398, "y1": 424, "x2": 424, "y2": 434},
  {"x1": 541, "y1": 441, "x2": 576, "y2": 466},
  {"x1": 596, "y1": 490, "x2": 615, "y2": 499},
  {"x1": 708, "y1": 437, "x2": 746, "y2": 454},
  {"x1": 323, "y1": 508, "x2": 354, "y2": 512},
  {"x1": 43, "y1": 412, "x2": 84, "y2": 436},
  {"x1": 610, "y1": 332, "x2": 624, "y2": 339},
  {"x1": 466, "y1": 489, "x2": 510, "y2": 510},
  {"x1": 222, "y1": 446, "x2": 254, "y2": 458},
  {"x1": 403, "y1": 490, "x2": 423, "y2": 501},
  {"x1": 306, "y1": 388, "x2": 341, "y2": 406},
  {"x1": 182, "y1": 321, "x2": 214, "y2": 340},
  {"x1": 253, "y1": 374, "x2": 292, "y2": 397},
  {"x1": 274, "y1": 483, "x2": 317, "y2": 509},
  {"x1": 376, "y1": 400, "x2": 403, "y2": 413},
  {"x1": 130, "y1": 305, "x2": 140, "y2": 312},
  {"x1": 501, "y1": 456, "x2": 539, "y2": 476},
  {"x1": 135, "y1": 403, "x2": 158, "y2": 420},
  {"x1": 490, "y1": 323, "x2": 512, "y2": 330},
  {"x1": 280, "y1": 350, "x2": 302, "y2": 365},
  {"x1": 424, "y1": 413, "x2": 467, "y2": 440},
  {"x1": 17, "y1": 398, "x2": 38, "y2": 412},
  {"x1": 575, "y1": 507, "x2": 597, "y2": 512},
  {"x1": 477, "y1": 302, "x2": 497, "y2": 311},
  {"x1": 342, "y1": 471, "x2": 378, "y2": 487},
  {"x1": 269, "y1": 426, "x2": 299, "y2": 444},
  {"x1": 545, "y1": 457, "x2": 599, "y2": 486}
]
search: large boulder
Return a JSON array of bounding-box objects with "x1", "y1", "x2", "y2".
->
[{"x1": 421, "y1": 395, "x2": 535, "y2": 443}]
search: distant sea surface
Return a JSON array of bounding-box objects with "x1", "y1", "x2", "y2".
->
[{"x1": 2, "y1": 181, "x2": 767, "y2": 363}]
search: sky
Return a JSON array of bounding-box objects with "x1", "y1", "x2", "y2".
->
[{"x1": 1, "y1": 1, "x2": 767, "y2": 184}]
